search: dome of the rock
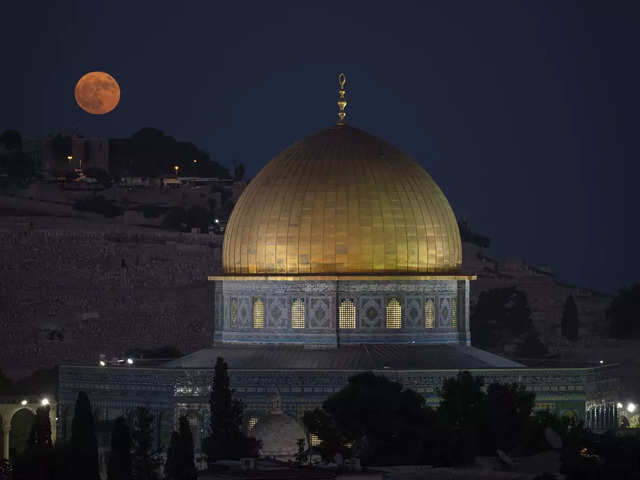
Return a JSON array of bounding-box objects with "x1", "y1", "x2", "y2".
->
[{"x1": 223, "y1": 125, "x2": 461, "y2": 275}]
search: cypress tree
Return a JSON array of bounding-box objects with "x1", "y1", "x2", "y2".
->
[
  {"x1": 164, "y1": 431, "x2": 181, "y2": 480},
  {"x1": 70, "y1": 391, "x2": 99, "y2": 480},
  {"x1": 560, "y1": 295, "x2": 579, "y2": 341},
  {"x1": 131, "y1": 406, "x2": 159, "y2": 480},
  {"x1": 178, "y1": 416, "x2": 197, "y2": 480},
  {"x1": 107, "y1": 416, "x2": 132, "y2": 480},
  {"x1": 206, "y1": 357, "x2": 246, "y2": 463}
]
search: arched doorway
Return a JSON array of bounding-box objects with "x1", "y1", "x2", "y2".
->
[{"x1": 10, "y1": 409, "x2": 35, "y2": 458}]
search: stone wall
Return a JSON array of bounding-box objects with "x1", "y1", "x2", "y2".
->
[
  {"x1": 0, "y1": 220, "x2": 222, "y2": 377},
  {"x1": 462, "y1": 243, "x2": 612, "y2": 349}
]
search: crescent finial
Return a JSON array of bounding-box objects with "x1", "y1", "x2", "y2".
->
[{"x1": 337, "y1": 73, "x2": 347, "y2": 125}]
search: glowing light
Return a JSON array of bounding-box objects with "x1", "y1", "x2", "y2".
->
[
  {"x1": 126, "y1": 358, "x2": 134, "y2": 365},
  {"x1": 215, "y1": 218, "x2": 220, "y2": 224},
  {"x1": 627, "y1": 403, "x2": 637, "y2": 413},
  {"x1": 20, "y1": 399, "x2": 27, "y2": 406},
  {"x1": 193, "y1": 159, "x2": 198, "y2": 164},
  {"x1": 99, "y1": 360, "x2": 106, "y2": 367},
  {"x1": 41, "y1": 398, "x2": 50, "y2": 406},
  {"x1": 173, "y1": 165, "x2": 180, "y2": 174},
  {"x1": 617, "y1": 402, "x2": 624, "y2": 409},
  {"x1": 66, "y1": 155, "x2": 73, "y2": 160},
  {"x1": 599, "y1": 360, "x2": 604, "y2": 364}
]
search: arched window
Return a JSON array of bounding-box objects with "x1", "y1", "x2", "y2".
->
[
  {"x1": 425, "y1": 299, "x2": 435, "y2": 329},
  {"x1": 253, "y1": 298, "x2": 264, "y2": 329},
  {"x1": 291, "y1": 299, "x2": 305, "y2": 329},
  {"x1": 339, "y1": 299, "x2": 356, "y2": 329},
  {"x1": 248, "y1": 416, "x2": 259, "y2": 433},
  {"x1": 386, "y1": 298, "x2": 402, "y2": 329},
  {"x1": 451, "y1": 297, "x2": 457, "y2": 328},
  {"x1": 310, "y1": 433, "x2": 321, "y2": 446},
  {"x1": 230, "y1": 298, "x2": 238, "y2": 328}
]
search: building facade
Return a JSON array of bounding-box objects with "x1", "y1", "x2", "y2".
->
[{"x1": 57, "y1": 79, "x2": 618, "y2": 462}]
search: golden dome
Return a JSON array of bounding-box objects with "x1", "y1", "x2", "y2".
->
[{"x1": 223, "y1": 125, "x2": 461, "y2": 275}]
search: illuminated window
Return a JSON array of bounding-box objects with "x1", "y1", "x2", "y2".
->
[
  {"x1": 451, "y1": 298, "x2": 457, "y2": 328},
  {"x1": 386, "y1": 298, "x2": 402, "y2": 329},
  {"x1": 339, "y1": 299, "x2": 356, "y2": 329},
  {"x1": 230, "y1": 298, "x2": 238, "y2": 328},
  {"x1": 253, "y1": 298, "x2": 264, "y2": 329},
  {"x1": 291, "y1": 299, "x2": 305, "y2": 329},
  {"x1": 425, "y1": 299, "x2": 435, "y2": 329},
  {"x1": 534, "y1": 402, "x2": 556, "y2": 412},
  {"x1": 310, "y1": 433, "x2": 321, "y2": 446},
  {"x1": 248, "y1": 416, "x2": 258, "y2": 432}
]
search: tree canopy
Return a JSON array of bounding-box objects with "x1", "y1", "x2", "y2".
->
[
  {"x1": 608, "y1": 284, "x2": 640, "y2": 338},
  {"x1": 560, "y1": 294, "x2": 579, "y2": 341},
  {"x1": 471, "y1": 287, "x2": 533, "y2": 349},
  {"x1": 70, "y1": 391, "x2": 99, "y2": 480},
  {"x1": 110, "y1": 127, "x2": 229, "y2": 179},
  {"x1": 107, "y1": 416, "x2": 132, "y2": 480}
]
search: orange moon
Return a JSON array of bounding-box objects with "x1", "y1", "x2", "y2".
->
[{"x1": 74, "y1": 71, "x2": 120, "y2": 115}]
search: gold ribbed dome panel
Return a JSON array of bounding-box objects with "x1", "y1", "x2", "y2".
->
[{"x1": 223, "y1": 126, "x2": 461, "y2": 274}]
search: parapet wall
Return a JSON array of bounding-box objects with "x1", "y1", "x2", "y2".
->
[{"x1": 0, "y1": 222, "x2": 222, "y2": 376}]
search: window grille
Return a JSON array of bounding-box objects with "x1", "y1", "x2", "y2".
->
[
  {"x1": 253, "y1": 298, "x2": 264, "y2": 329},
  {"x1": 310, "y1": 433, "x2": 321, "y2": 446},
  {"x1": 386, "y1": 298, "x2": 402, "y2": 329},
  {"x1": 230, "y1": 298, "x2": 238, "y2": 328},
  {"x1": 451, "y1": 298, "x2": 457, "y2": 328},
  {"x1": 248, "y1": 416, "x2": 258, "y2": 432},
  {"x1": 339, "y1": 299, "x2": 356, "y2": 329},
  {"x1": 425, "y1": 299, "x2": 435, "y2": 328},
  {"x1": 291, "y1": 299, "x2": 305, "y2": 329}
]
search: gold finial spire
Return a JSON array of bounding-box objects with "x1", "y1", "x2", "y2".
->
[{"x1": 337, "y1": 73, "x2": 347, "y2": 125}]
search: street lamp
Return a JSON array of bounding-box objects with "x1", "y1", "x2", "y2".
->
[
  {"x1": 193, "y1": 159, "x2": 198, "y2": 164},
  {"x1": 173, "y1": 165, "x2": 180, "y2": 176},
  {"x1": 628, "y1": 402, "x2": 637, "y2": 413},
  {"x1": 20, "y1": 399, "x2": 27, "y2": 406},
  {"x1": 41, "y1": 398, "x2": 50, "y2": 406},
  {"x1": 126, "y1": 358, "x2": 134, "y2": 365}
]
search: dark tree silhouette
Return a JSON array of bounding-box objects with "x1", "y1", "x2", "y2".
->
[
  {"x1": 205, "y1": 357, "x2": 259, "y2": 463},
  {"x1": 438, "y1": 371, "x2": 486, "y2": 428},
  {"x1": 164, "y1": 431, "x2": 181, "y2": 480},
  {"x1": 178, "y1": 416, "x2": 197, "y2": 480},
  {"x1": 608, "y1": 284, "x2": 640, "y2": 338},
  {"x1": 27, "y1": 406, "x2": 52, "y2": 450},
  {"x1": 164, "y1": 416, "x2": 196, "y2": 480},
  {"x1": 70, "y1": 391, "x2": 99, "y2": 480},
  {"x1": 560, "y1": 294, "x2": 579, "y2": 341},
  {"x1": 516, "y1": 330, "x2": 548, "y2": 358},
  {"x1": 0, "y1": 129, "x2": 22, "y2": 151},
  {"x1": 471, "y1": 287, "x2": 532, "y2": 349},
  {"x1": 484, "y1": 383, "x2": 535, "y2": 453},
  {"x1": 107, "y1": 416, "x2": 132, "y2": 480},
  {"x1": 109, "y1": 127, "x2": 229, "y2": 178},
  {"x1": 233, "y1": 163, "x2": 245, "y2": 181},
  {"x1": 131, "y1": 407, "x2": 159, "y2": 480},
  {"x1": 307, "y1": 371, "x2": 439, "y2": 465}
]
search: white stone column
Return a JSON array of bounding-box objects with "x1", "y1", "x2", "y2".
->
[{"x1": 2, "y1": 423, "x2": 10, "y2": 460}]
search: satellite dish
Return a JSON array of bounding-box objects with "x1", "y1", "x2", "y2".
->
[
  {"x1": 497, "y1": 449, "x2": 516, "y2": 469},
  {"x1": 544, "y1": 427, "x2": 563, "y2": 449}
]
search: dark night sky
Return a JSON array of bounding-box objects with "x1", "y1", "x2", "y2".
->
[{"x1": 2, "y1": 1, "x2": 639, "y2": 293}]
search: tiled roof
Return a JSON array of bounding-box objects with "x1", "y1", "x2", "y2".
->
[{"x1": 163, "y1": 344, "x2": 524, "y2": 371}]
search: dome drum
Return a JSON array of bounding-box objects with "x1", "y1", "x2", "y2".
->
[{"x1": 210, "y1": 277, "x2": 472, "y2": 347}]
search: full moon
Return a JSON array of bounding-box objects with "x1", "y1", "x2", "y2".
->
[{"x1": 74, "y1": 71, "x2": 120, "y2": 115}]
